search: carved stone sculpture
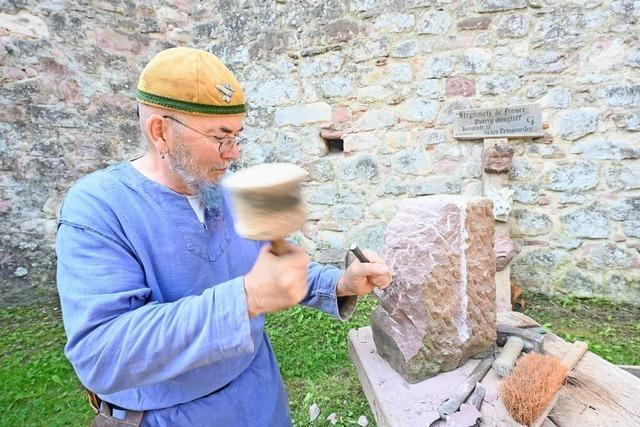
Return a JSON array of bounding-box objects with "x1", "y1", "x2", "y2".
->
[
  {"x1": 486, "y1": 188, "x2": 514, "y2": 222},
  {"x1": 484, "y1": 144, "x2": 514, "y2": 173},
  {"x1": 495, "y1": 235, "x2": 518, "y2": 271},
  {"x1": 371, "y1": 196, "x2": 497, "y2": 383}
]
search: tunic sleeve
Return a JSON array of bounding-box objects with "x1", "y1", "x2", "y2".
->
[
  {"x1": 299, "y1": 262, "x2": 357, "y2": 320},
  {"x1": 56, "y1": 221, "x2": 254, "y2": 395}
]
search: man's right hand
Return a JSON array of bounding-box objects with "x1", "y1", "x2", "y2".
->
[{"x1": 244, "y1": 242, "x2": 310, "y2": 317}]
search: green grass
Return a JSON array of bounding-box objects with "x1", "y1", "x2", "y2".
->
[
  {"x1": 0, "y1": 305, "x2": 93, "y2": 427},
  {"x1": 0, "y1": 293, "x2": 637, "y2": 426},
  {"x1": 266, "y1": 296, "x2": 377, "y2": 426},
  {"x1": 521, "y1": 293, "x2": 640, "y2": 365}
]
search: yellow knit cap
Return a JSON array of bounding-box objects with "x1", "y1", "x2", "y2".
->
[{"x1": 136, "y1": 47, "x2": 246, "y2": 115}]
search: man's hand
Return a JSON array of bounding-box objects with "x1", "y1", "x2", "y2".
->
[
  {"x1": 336, "y1": 249, "x2": 392, "y2": 297},
  {"x1": 244, "y1": 243, "x2": 310, "y2": 317}
]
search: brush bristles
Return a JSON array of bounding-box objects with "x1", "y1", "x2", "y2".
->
[{"x1": 500, "y1": 353, "x2": 569, "y2": 425}]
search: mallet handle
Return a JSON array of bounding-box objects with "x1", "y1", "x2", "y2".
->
[{"x1": 270, "y1": 239, "x2": 289, "y2": 256}]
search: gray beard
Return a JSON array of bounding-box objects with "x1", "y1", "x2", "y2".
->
[{"x1": 167, "y1": 136, "x2": 224, "y2": 217}]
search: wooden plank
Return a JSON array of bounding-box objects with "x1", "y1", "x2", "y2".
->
[
  {"x1": 347, "y1": 329, "x2": 394, "y2": 427},
  {"x1": 498, "y1": 312, "x2": 640, "y2": 427},
  {"x1": 618, "y1": 365, "x2": 640, "y2": 378},
  {"x1": 347, "y1": 327, "x2": 480, "y2": 427}
]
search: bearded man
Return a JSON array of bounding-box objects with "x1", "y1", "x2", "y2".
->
[{"x1": 55, "y1": 47, "x2": 392, "y2": 426}]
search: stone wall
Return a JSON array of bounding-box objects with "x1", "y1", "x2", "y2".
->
[{"x1": 1, "y1": 0, "x2": 638, "y2": 306}]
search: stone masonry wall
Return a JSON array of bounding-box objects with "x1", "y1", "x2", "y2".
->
[{"x1": 1, "y1": 0, "x2": 638, "y2": 306}]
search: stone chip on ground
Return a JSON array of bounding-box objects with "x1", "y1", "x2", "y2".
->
[{"x1": 309, "y1": 403, "x2": 320, "y2": 422}]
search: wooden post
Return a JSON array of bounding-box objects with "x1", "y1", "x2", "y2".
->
[{"x1": 482, "y1": 138, "x2": 512, "y2": 313}]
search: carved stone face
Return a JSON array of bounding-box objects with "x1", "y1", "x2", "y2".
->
[
  {"x1": 495, "y1": 235, "x2": 518, "y2": 271},
  {"x1": 487, "y1": 188, "x2": 514, "y2": 222},
  {"x1": 484, "y1": 144, "x2": 514, "y2": 173}
]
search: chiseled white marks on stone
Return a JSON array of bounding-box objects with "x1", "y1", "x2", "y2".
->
[
  {"x1": 487, "y1": 187, "x2": 514, "y2": 222},
  {"x1": 457, "y1": 204, "x2": 470, "y2": 343}
]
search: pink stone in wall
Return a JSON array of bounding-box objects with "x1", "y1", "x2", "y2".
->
[
  {"x1": 332, "y1": 106, "x2": 351, "y2": 124},
  {"x1": 95, "y1": 29, "x2": 145, "y2": 55},
  {"x1": 433, "y1": 159, "x2": 461, "y2": 174},
  {"x1": 495, "y1": 235, "x2": 518, "y2": 271},
  {"x1": 446, "y1": 76, "x2": 476, "y2": 97},
  {"x1": 538, "y1": 194, "x2": 551, "y2": 205},
  {"x1": 371, "y1": 196, "x2": 496, "y2": 383}
]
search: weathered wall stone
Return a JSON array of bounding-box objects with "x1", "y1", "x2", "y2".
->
[{"x1": 1, "y1": 0, "x2": 639, "y2": 306}]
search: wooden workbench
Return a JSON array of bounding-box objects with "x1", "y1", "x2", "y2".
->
[{"x1": 348, "y1": 311, "x2": 640, "y2": 427}]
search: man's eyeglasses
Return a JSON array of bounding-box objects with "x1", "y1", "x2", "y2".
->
[{"x1": 163, "y1": 115, "x2": 245, "y2": 154}]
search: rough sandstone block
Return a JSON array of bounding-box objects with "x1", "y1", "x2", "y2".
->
[{"x1": 371, "y1": 195, "x2": 496, "y2": 383}]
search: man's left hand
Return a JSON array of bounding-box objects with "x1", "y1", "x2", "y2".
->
[{"x1": 336, "y1": 249, "x2": 393, "y2": 297}]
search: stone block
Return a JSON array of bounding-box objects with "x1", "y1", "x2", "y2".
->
[
  {"x1": 477, "y1": 0, "x2": 527, "y2": 13},
  {"x1": 569, "y1": 136, "x2": 640, "y2": 160},
  {"x1": 478, "y1": 74, "x2": 522, "y2": 95},
  {"x1": 561, "y1": 207, "x2": 611, "y2": 238},
  {"x1": 457, "y1": 17, "x2": 491, "y2": 31},
  {"x1": 352, "y1": 109, "x2": 396, "y2": 131},
  {"x1": 597, "y1": 85, "x2": 640, "y2": 107},
  {"x1": 555, "y1": 108, "x2": 599, "y2": 141},
  {"x1": 374, "y1": 12, "x2": 415, "y2": 33},
  {"x1": 390, "y1": 39, "x2": 417, "y2": 58},
  {"x1": 397, "y1": 98, "x2": 439, "y2": 123},
  {"x1": 446, "y1": 76, "x2": 476, "y2": 97},
  {"x1": 274, "y1": 102, "x2": 331, "y2": 126},
  {"x1": 606, "y1": 164, "x2": 640, "y2": 191},
  {"x1": 416, "y1": 11, "x2": 452, "y2": 34},
  {"x1": 543, "y1": 162, "x2": 599, "y2": 192},
  {"x1": 371, "y1": 196, "x2": 496, "y2": 383},
  {"x1": 496, "y1": 13, "x2": 530, "y2": 38}
]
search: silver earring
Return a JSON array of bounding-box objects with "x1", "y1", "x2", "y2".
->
[{"x1": 160, "y1": 151, "x2": 166, "y2": 159}]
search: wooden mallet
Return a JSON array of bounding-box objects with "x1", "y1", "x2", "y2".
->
[{"x1": 222, "y1": 162, "x2": 308, "y2": 255}]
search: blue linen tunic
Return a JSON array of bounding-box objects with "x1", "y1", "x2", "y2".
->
[{"x1": 56, "y1": 162, "x2": 349, "y2": 426}]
